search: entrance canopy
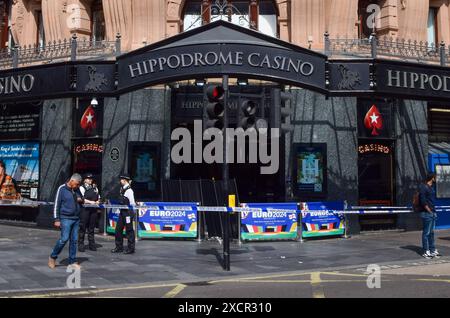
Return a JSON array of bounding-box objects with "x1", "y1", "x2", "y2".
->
[
  {"x1": 1, "y1": 20, "x2": 450, "y2": 102},
  {"x1": 117, "y1": 20, "x2": 327, "y2": 94}
]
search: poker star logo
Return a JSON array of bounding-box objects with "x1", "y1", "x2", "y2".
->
[
  {"x1": 80, "y1": 104, "x2": 97, "y2": 135},
  {"x1": 364, "y1": 105, "x2": 383, "y2": 136}
]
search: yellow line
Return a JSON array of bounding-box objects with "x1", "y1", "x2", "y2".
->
[
  {"x1": 311, "y1": 272, "x2": 325, "y2": 299},
  {"x1": 7, "y1": 283, "x2": 180, "y2": 298},
  {"x1": 414, "y1": 278, "x2": 450, "y2": 283},
  {"x1": 215, "y1": 279, "x2": 371, "y2": 284},
  {"x1": 320, "y1": 272, "x2": 369, "y2": 278},
  {"x1": 210, "y1": 272, "x2": 311, "y2": 284},
  {"x1": 162, "y1": 284, "x2": 186, "y2": 298}
]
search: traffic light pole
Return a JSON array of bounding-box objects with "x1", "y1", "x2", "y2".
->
[{"x1": 222, "y1": 75, "x2": 231, "y2": 271}]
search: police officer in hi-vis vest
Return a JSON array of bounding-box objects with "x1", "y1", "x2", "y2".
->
[
  {"x1": 78, "y1": 173, "x2": 101, "y2": 252},
  {"x1": 111, "y1": 174, "x2": 136, "y2": 254}
]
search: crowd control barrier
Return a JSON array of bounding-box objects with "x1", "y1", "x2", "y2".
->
[{"x1": 3, "y1": 200, "x2": 450, "y2": 241}]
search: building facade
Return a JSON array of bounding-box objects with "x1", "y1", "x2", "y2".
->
[{"x1": 1, "y1": 0, "x2": 450, "y2": 233}]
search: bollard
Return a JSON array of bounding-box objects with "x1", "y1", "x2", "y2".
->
[{"x1": 298, "y1": 211, "x2": 304, "y2": 243}]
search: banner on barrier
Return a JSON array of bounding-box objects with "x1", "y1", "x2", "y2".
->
[
  {"x1": 301, "y1": 201, "x2": 345, "y2": 238},
  {"x1": 137, "y1": 202, "x2": 198, "y2": 238},
  {"x1": 106, "y1": 200, "x2": 129, "y2": 235},
  {"x1": 240, "y1": 203, "x2": 298, "y2": 241}
]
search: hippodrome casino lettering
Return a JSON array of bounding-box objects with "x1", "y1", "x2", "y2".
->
[{"x1": 128, "y1": 51, "x2": 315, "y2": 78}]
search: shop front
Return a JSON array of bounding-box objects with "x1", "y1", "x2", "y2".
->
[{"x1": 0, "y1": 21, "x2": 448, "y2": 232}]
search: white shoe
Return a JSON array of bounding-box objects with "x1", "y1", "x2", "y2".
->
[
  {"x1": 422, "y1": 251, "x2": 433, "y2": 259},
  {"x1": 431, "y1": 250, "x2": 442, "y2": 258}
]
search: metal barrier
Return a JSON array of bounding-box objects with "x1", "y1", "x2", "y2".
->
[{"x1": 2, "y1": 200, "x2": 450, "y2": 271}]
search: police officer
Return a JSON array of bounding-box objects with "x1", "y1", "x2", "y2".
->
[
  {"x1": 111, "y1": 174, "x2": 136, "y2": 254},
  {"x1": 78, "y1": 173, "x2": 101, "y2": 252}
]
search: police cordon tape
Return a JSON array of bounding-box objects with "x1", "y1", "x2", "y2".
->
[{"x1": 1, "y1": 200, "x2": 450, "y2": 215}]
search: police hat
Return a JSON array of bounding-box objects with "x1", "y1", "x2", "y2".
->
[
  {"x1": 84, "y1": 173, "x2": 94, "y2": 180},
  {"x1": 119, "y1": 174, "x2": 131, "y2": 181}
]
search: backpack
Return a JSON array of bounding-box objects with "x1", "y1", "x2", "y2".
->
[{"x1": 412, "y1": 190, "x2": 421, "y2": 213}]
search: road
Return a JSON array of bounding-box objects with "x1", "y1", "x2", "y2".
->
[{"x1": 1, "y1": 223, "x2": 450, "y2": 298}]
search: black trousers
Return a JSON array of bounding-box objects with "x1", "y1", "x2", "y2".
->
[
  {"x1": 115, "y1": 209, "x2": 135, "y2": 250},
  {"x1": 78, "y1": 208, "x2": 97, "y2": 246}
]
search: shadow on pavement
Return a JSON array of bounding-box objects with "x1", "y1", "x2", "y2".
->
[
  {"x1": 400, "y1": 245, "x2": 423, "y2": 256},
  {"x1": 59, "y1": 257, "x2": 90, "y2": 266}
]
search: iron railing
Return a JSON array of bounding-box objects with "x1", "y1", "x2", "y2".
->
[
  {"x1": 325, "y1": 32, "x2": 449, "y2": 66},
  {"x1": 0, "y1": 33, "x2": 121, "y2": 70}
]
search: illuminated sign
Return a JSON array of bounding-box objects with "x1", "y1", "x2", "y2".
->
[
  {"x1": 358, "y1": 143, "x2": 391, "y2": 155},
  {"x1": 74, "y1": 143, "x2": 104, "y2": 154}
]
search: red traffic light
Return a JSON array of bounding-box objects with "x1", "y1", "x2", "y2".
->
[{"x1": 206, "y1": 85, "x2": 225, "y2": 101}]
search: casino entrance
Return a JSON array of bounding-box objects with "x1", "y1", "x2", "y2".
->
[{"x1": 170, "y1": 82, "x2": 286, "y2": 204}]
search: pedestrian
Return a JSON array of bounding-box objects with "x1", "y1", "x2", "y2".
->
[
  {"x1": 48, "y1": 174, "x2": 84, "y2": 269},
  {"x1": 78, "y1": 173, "x2": 101, "y2": 252},
  {"x1": 111, "y1": 174, "x2": 136, "y2": 254},
  {"x1": 418, "y1": 173, "x2": 442, "y2": 259},
  {"x1": 0, "y1": 160, "x2": 21, "y2": 200}
]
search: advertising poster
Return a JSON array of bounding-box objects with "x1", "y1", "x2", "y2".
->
[
  {"x1": 137, "y1": 202, "x2": 198, "y2": 239},
  {"x1": 0, "y1": 142, "x2": 39, "y2": 200},
  {"x1": 301, "y1": 201, "x2": 345, "y2": 238},
  {"x1": 0, "y1": 102, "x2": 40, "y2": 140},
  {"x1": 294, "y1": 144, "x2": 326, "y2": 195},
  {"x1": 240, "y1": 203, "x2": 298, "y2": 241}
]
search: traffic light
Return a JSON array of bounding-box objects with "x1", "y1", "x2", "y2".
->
[
  {"x1": 271, "y1": 88, "x2": 294, "y2": 133},
  {"x1": 204, "y1": 84, "x2": 225, "y2": 130},
  {"x1": 238, "y1": 99, "x2": 257, "y2": 130}
]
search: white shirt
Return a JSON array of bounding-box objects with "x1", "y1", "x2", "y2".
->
[{"x1": 123, "y1": 185, "x2": 136, "y2": 206}]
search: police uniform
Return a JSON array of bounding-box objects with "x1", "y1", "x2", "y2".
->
[
  {"x1": 112, "y1": 175, "x2": 136, "y2": 254},
  {"x1": 78, "y1": 174, "x2": 100, "y2": 252}
]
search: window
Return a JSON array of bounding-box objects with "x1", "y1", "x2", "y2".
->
[
  {"x1": 427, "y1": 7, "x2": 438, "y2": 48},
  {"x1": 0, "y1": 0, "x2": 12, "y2": 49},
  {"x1": 91, "y1": 0, "x2": 105, "y2": 42},
  {"x1": 358, "y1": 0, "x2": 378, "y2": 39},
  {"x1": 182, "y1": 0, "x2": 278, "y2": 38},
  {"x1": 428, "y1": 105, "x2": 450, "y2": 142},
  {"x1": 36, "y1": 10, "x2": 45, "y2": 49}
]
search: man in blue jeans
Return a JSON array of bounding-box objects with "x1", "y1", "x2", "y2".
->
[
  {"x1": 48, "y1": 174, "x2": 84, "y2": 269},
  {"x1": 419, "y1": 173, "x2": 442, "y2": 259}
]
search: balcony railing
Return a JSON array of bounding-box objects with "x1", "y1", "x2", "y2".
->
[
  {"x1": 0, "y1": 34, "x2": 121, "y2": 70},
  {"x1": 325, "y1": 33, "x2": 449, "y2": 66}
]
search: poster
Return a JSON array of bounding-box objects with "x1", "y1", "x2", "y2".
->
[
  {"x1": 436, "y1": 164, "x2": 450, "y2": 199},
  {"x1": 294, "y1": 144, "x2": 326, "y2": 195},
  {"x1": 240, "y1": 203, "x2": 298, "y2": 241},
  {"x1": 0, "y1": 103, "x2": 40, "y2": 140},
  {"x1": 137, "y1": 202, "x2": 198, "y2": 238},
  {"x1": 0, "y1": 142, "x2": 39, "y2": 200},
  {"x1": 129, "y1": 143, "x2": 160, "y2": 200},
  {"x1": 301, "y1": 201, "x2": 345, "y2": 238}
]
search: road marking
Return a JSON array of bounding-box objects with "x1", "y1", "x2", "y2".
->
[
  {"x1": 414, "y1": 278, "x2": 450, "y2": 284},
  {"x1": 162, "y1": 284, "x2": 186, "y2": 298},
  {"x1": 210, "y1": 272, "x2": 311, "y2": 284},
  {"x1": 320, "y1": 271, "x2": 368, "y2": 278},
  {"x1": 311, "y1": 272, "x2": 325, "y2": 298},
  {"x1": 5, "y1": 283, "x2": 180, "y2": 298}
]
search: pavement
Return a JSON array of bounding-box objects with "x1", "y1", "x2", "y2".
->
[{"x1": 1, "y1": 223, "x2": 450, "y2": 298}]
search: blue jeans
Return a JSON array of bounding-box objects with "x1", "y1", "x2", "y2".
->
[
  {"x1": 420, "y1": 212, "x2": 437, "y2": 252},
  {"x1": 50, "y1": 218, "x2": 80, "y2": 264}
]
